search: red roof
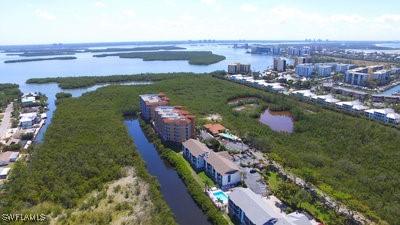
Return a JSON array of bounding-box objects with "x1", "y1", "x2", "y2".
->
[{"x1": 204, "y1": 123, "x2": 225, "y2": 135}]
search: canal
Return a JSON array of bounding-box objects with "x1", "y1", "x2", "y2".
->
[{"x1": 124, "y1": 119, "x2": 211, "y2": 225}]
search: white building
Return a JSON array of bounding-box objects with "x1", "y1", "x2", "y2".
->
[
  {"x1": 228, "y1": 188, "x2": 316, "y2": 225},
  {"x1": 0, "y1": 167, "x2": 11, "y2": 179},
  {"x1": 364, "y1": 108, "x2": 400, "y2": 125},
  {"x1": 19, "y1": 112, "x2": 39, "y2": 129},
  {"x1": 205, "y1": 151, "x2": 241, "y2": 190},
  {"x1": 335, "y1": 100, "x2": 369, "y2": 113}
]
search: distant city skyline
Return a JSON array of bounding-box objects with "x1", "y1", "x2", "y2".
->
[{"x1": 1, "y1": 0, "x2": 400, "y2": 45}]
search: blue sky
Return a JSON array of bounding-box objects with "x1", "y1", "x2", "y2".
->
[{"x1": 1, "y1": 0, "x2": 399, "y2": 44}]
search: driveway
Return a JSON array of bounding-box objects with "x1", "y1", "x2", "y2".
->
[{"x1": 0, "y1": 103, "x2": 13, "y2": 139}]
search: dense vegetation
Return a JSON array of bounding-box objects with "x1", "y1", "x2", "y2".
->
[
  {"x1": 4, "y1": 56, "x2": 77, "y2": 63},
  {"x1": 8, "y1": 73, "x2": 400, "y2": 224},
  {"x1": 26, "y1": 73, "x2": 203, "y2": 89},
  {"x1": 86, "y1": 46, "x2": 185, "y2": 53},
  {"x1": 1, "y1": 88, "x2": 176, "y2": 224},
  {"x1": 0, "y1": 83, "x2": 20, "y2": 109},
  {"x1": 93, "y1": 51, "x2": 226, "y2": 65}
]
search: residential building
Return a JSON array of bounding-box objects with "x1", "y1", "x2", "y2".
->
[
  {"x1": 205, "y1": 151, "x2": 240, "y2": 190},
  {"x1": 228, "y1": 188, "x2": 314, "y2": 225},
  {"x1": 295, "y1": 64, "x2": 314, "y2": 77},
  {"x1": 335, "y1": 100, "x2": 369, "y2": 113},
  {"x1": 182, "y1": 139, "x2": 210, "y2": 171},
  {"x1": 315, "y1": 94, "x2": 340, "y2": 106},
  {"x1": 204, "y1": 123, "x2": 225, "y2": 136},
  {"x1": 139, "y1": 93, "x2": 170, "y2": 121},
  {"x1": 19, "y1": 112, "x2": 39, "y2": 129},
  {"x1": 153, "y1": 106, "x2": 195, "y2": 144},
  {"x1": 21, "y1": 96, "x2": 37, "y2": 107},
  {"x1": 0, "y1": 167, "x2": 11, "y2": 179},
  {"x1": 273, "y1": 57, "x2": 286, "y2": 72},
  {"x1": 0, "y1": 151, "x2": 19, "y2": 166},
  {"x1": 315, "y1": 63, "x2": 335, "y2": 77},
  {"x1": 335, "y1": 63, "x2": 356, "y2": 73},
  {"x1": 331, "y1": 87, "x2": 368, "y2": 100},
  {"x1": 364, "y1": 108, "x2": 400, "y2": 125},
  {"x1": 294, "y1": 56, "x2": 311, "y2": 66},
  {"x1": 345, "y1": 65, "x2": 390, "y2": 86},
  {"x1": 228, "y1": 63, "x2": 251, "y2": 74},
  {"x1": 292, "y1": 89, "x2": 316, "y2": 99}
]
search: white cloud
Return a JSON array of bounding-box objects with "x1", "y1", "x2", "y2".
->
[
  {"x1": 34, "y1": 9, "x2": 56, "y2": 21},
  {"x1": 95, "y1": 1, "x2": 106, "y2": 8},
  {"x1": 240, "y1": 3, "x2": 257, "y2": 13},
  {"x1": 201, "y1": 0, "x2": 217, "y2": 5},
  {"x1": 121, "y1": 9, "x2": 136, "y2": 17}
]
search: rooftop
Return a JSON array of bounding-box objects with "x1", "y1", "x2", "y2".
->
[
  {"x1": 140, "y1": 93, "x2": 169, "y2": 105},
  {"x1": 182, "y1": 139, "x2": 210, "y2": 157},
  {"x1": 205, "y1": 151, "x2": 239, "y2": 175},
  {"x1": 204, "y1": 123, "x2": 225, "y2": 135}
]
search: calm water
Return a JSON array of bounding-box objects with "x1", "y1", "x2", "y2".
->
[
  {"x1": 0, "y1": 44, "x2": 283, "y2": 85},
  {"x1": 259, "y1": 109, "x2": 294, "y2": 133},
  {"x1": 124, "y1": 119, "x2": 211, "y2": 225}
]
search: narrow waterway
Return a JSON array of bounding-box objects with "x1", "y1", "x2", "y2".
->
[{"x1": 124, "y1": 119, "x2": 211, "y2": 225}]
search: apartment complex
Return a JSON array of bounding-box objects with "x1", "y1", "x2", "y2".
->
[
  {"x1": 295, "y1": 63, "x2": 314, "y2": 77},
  {"x1": 344, "y1": 65, "x2": 390, "y2": 86},
  {"x1": 183, "y1": 139, "x2": 241, "y2": 190},
  {"x1": 295, "y1": 63, "x2": 354, "y2": 77},
  {"x1": 273, "y1": 57, "x2": 287, "y2": 72},
  {"x1": 228, "y1": 63, "x2": 251, "y2": 74},
  {"x1": 153, "y1": 106, "x2": 195, "y2": 144},
  {"x1": 294, "y1": 56, "x2": 311, "y2": 66},
  {"x1": 228, "y1": 188, "x2": 314, "y2": 225},
  {"x1": 139, "y1": 93, "x2": 170, "y2": 121}
]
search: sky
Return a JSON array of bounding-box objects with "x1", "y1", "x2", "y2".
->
[{"x1": 0, "y1": 0, "x2": 400, "y2": 45}]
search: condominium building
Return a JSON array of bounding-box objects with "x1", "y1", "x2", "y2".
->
[
  {"x1": 335, "y1": 63, "x2": 356, "y2": 73},
  {"x1": 205, "y1": 151, "x2": 241, "y2": 190},
  {"x1": 295, "y1": 63, "x2": 314, "y2": 77},
  {"x1": 228, "y1": 63, "x2": 251, "y2": 74},
  {"x1": 182, "y1": 139, "x2": 241, "y2": 189},
  {"x1": 139, "y1": 93, "x2": 170, "y2": 121},
  {"x1": 364, "y1": 108, "x2": 400, "y2": 125},
  {"x1": 294, "y1": 56, "x2": 311, "y2": 66},
  {"x1": 273, "y1": 57, "x2": 286, "y2": 72},
  {"x1": 153, "y1": 106, "x2": 195, "y2": 144},
  {"x1": 315, "y1": 64, "x2": 334, "y2": 77},
  {"x1": 344, "y1": 65, "x2": 390, "y2": 86}
]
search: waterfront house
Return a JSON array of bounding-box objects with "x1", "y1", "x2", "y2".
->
[
  {"x1": 21, "y1": 96, "x2": 37, "y2": 107},
  {"x1": 19, "y1": 112, "x2": 39, "y2": 129},
  {"x1": 182, "y1": 139, "x2": 210, "y2": 171},
  {"x1": 205, "y1": 151, "x2": 240, "y2": 190},
  {"x1": 139, "y1": 93, "x2": 169, "y2": 121},
  {"x1": 153, "y1": 106, "x2": 195, "y2": 144}
]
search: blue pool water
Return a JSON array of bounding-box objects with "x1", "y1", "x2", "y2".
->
[{"x1": 213, "y1": 191, "x2": 229, "y2": 204}]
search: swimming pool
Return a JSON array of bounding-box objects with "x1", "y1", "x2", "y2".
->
[{"x1": 213, "y1": 191, "x2": 228, "y2": 204}]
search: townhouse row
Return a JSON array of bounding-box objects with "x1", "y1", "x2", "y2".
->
[
  {"x1": 227, "y1": 74, "x2": 286, "y2": 93},
  {"x1": 292, "y1": 90, "x2": 400, "y2": 125}
]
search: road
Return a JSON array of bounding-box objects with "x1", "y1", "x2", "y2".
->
[{"x1": 0, "y1": 102, "x2": 13, "y2": 139}]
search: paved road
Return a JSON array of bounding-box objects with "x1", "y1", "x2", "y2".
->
[{"x1": 0, "y1": 102, "x2": 13, "y2": 139}]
